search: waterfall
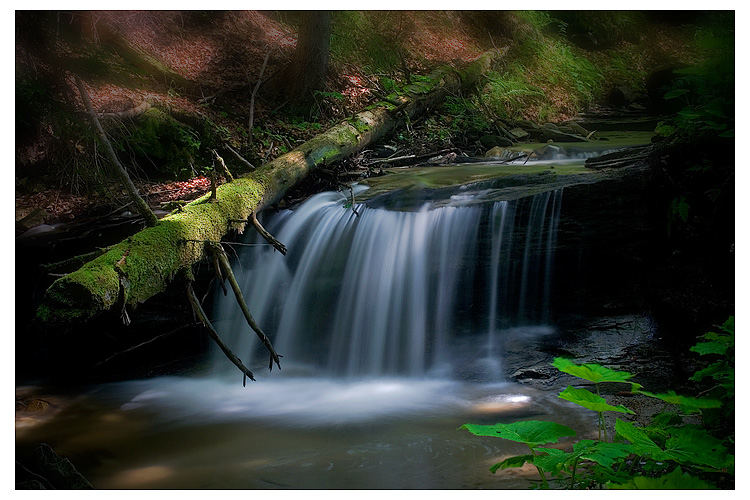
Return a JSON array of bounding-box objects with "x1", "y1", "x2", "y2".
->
[{"x1": 211, "y1": 189, "x2": 563, "y2": 379}]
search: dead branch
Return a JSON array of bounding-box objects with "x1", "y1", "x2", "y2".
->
[
  {"x1": 365, "y1": 148, "x2": 460, "y2": 167},
  {"x1": 186, "y1": 282, "x2": 256, "y2": 383},
  {"x1": 250, "y1": 211, "x2": 287, "y2": 255},
  {"x1": 224, "y1": 144, "x2": 256, "y2": 170},
  {"x1": 74, "y1": 75, "x2": 158, "y2": 227},
  {"x1": 211, "y1": 149, "x2": 234, "y2": 182},
  {"x1": 248, "y1": 48, "x2": 272, "y2": 145},
  {"x1": 209, "y1": 242, "x2": 282, "y2": 370},
  {"x1": 211, "y1": 251, "x2": 228, "y2": 296},
  {"x1": 95, "y1": 323, "x2": 197, "y2": 367}
]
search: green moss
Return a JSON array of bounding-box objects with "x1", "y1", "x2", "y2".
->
[{"x1": 359, "y1": 163, "x2": 592, "y2": 200}]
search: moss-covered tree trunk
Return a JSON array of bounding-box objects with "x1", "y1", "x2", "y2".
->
[{"x1": 38, "y1": 49, "x2": 503, "y2": 324}]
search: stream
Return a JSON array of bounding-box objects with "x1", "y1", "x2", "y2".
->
[{"x1": 17, "y1": 129, "x2": 661, "y2": 489}]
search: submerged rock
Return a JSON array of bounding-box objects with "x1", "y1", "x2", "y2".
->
[{"x1": 484, "y1": 146, "x2": 511, "y2": 159}]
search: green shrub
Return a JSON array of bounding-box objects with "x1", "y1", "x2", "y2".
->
[{"x1": 462, "y1": 316, "x2": 735, "y2": 489}]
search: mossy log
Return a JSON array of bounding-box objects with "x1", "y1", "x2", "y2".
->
[{"x1": 38, "y1": 49, "x2": 504, "y2": 324}]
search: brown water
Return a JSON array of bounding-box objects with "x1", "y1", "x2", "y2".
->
[{"x1": 17, "y1": 376, "x2": 597, "y2": 489}]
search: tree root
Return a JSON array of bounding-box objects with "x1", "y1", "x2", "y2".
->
[
  {"x1": 186, "y1": 281, "x2": 255, "y2": 384},
  {"x1": 209, "y1": 242, "x2": 282, "y2": 371}
]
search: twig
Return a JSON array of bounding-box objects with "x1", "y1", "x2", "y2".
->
[
  {"x1": 186, "y1": 282, "x2": 256, "y2": 383},
  {"x1": 180, "y1": 238, "x2": 273, "y2": 247},
  {"x1": 211, "y1": 149, "x2": 234, "y2": 182},
  {"x1": 347, "y1": 185, "x2": 360, "y2": 217},
  {"x1": 224, "y1": 144, "x2": 255, "y2": 170},
  {"x1": 74, "y1": 75, "x2": 158, "y2": 227},
  {"x1": 211, "y1": 251, "x2": 228, "y2": 296},
  {"x1": 249, "y1": 48, "x2": 272, "y2": 145},
  {"x1": 250, "y1": 211, "x2": 287, "y2": 255},
  {"x1": 209, "y1": 242, "x2": 282, "y2": 371},
  {"x1": 95, "y1": 323, "x2": 197, "y2": 367}
]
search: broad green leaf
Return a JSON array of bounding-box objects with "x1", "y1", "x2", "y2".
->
[
  {"x1": 552, "y1": 358, "x2": 639, "y2": 388},
  {"x1": 489, "y1": 454, "x2": 534, "y2": 473},
  {"x1": 664, "y1": 427, "x2": 730, "y2": 469},
  {"x1": 690, "y1": 361, "x2": 732, "y2": 383},
  {"x1": 690, "y1": 341, "x2": 729, "y2": 356},
  {"x1": 637, "y1": 390, "x2": 721, "y2": 413},
  {"x1": 614, "y1": 419, "x2": 670, "y2": 460},
  {"x1": 575, "y1": 441, "x2": 632, "y2": 469},
  {"x1": 701, "y1": 331, "x2": 733, "y2": 344},
  {"x1": 461, "y1": 420, "x2": 576, "y2": 447},
  {"x1": 531, "y1": 447, "x2": 570, "y2": 473},
  {"x1": 559, "y1": 386, "x2": 635, "y2": 414},
  {"x1": 664, "y1": 88, "x2": 689, "y2": 100},
  {"x1": 719, "y1": 316, "x2": 734, "y2": 334},
  {"x1": 607, "y1": 466, "x2": 714, "y2": 489}
]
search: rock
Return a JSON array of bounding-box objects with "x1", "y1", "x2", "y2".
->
[
  {"x1": 26, "y1": 444, "x2": 93, "y2": 489},
  {"x1": 563, "y1": 121, "x2": 590, "y2": 136},
  {"x1": 509, "y1": 127, "x2": 529, "y2": 140},
  {"x1": 542, "y1": 122, "x2": 560, "y2": 131},
  {"x1": 516, "y1": 119, "x2": 540, "y2": 131},
  {"x1": 538, "y1": 127, "x2": 588, "y2": 143},
  {"x1": 479, "y1": 134, "x2": 513, "y2": 148},
  {"x1": 511, "y1": 368, "x2": 551, "y2": 380},
  {"x1": 427, "y1": 152, "x2": 458, "y2": 165},
  {"x1": 534, "y1": 144, "x2": 565, "y2": 160},
  {"x1": 484, "y1": 146, "x2": 510, "y2": 159},
  {"x1": 16, "y1": 208, "x2": 48, "y2": 235}
]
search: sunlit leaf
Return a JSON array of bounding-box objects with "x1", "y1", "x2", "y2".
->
[
  {"x1": 461, "y1": 420, "x2": 576, "y2": 447},
  {"x1": 637, "y1": 390, "x2": 721, "y2": 413},
  {"x1": 559, "y1": 386, "x2": 634, "y2": 414},
  {"x1": 552, "y1": 358, "x2": 640, "y2": 388}
]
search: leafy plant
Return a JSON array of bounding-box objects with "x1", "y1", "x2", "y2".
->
[{"x1": 462, "y1": 317, "x2": 734, "y2": 489}]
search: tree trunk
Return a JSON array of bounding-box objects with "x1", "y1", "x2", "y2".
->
[
  {"x1": 280, "y1": 11, "x2": 332, "y2": 108},
  {"x1": 38, "y1": 49, "x2": 504, "y2": 324}
]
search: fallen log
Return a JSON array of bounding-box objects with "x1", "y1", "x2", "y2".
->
[
  {"x1": 585, "y1": 145, "x2": 653, "y2": 170},
  {"x1": 38, "y1": 49, "x2": 505, "y2": 324}
]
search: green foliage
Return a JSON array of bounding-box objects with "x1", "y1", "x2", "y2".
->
[
  {"x1": 636, "y1": 390, "x2": 720, "y2": 413},
  {"x1": 552, "y1": 357, "x2": 640, "y2": 389},
  {"x1": 461, "y1": 420, "x2": 575, "y2": 448},
  {"x1": 656, "y1": 25, "x2": 734, "y2": 140},
  {"x1": 122, "y1": 108, "x2": 202, "y2": 179},
  {"x1": 463, "y1": 317, "x2": 734, "y2": 489},
  {"x1": 608, "y1": 467, "x2": 713, "y2": 490},
  {"x1": 559, "y1": 386, "x2": 634, "y2": 414}
]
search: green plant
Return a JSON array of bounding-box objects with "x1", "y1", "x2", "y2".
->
[{"x1": 462, "y1": 317, "x2": 734, "y2": 489}]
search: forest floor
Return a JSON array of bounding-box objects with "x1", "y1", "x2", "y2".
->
[{"x1": 16, "y1": 11, "x2": 698, "y2": 225}]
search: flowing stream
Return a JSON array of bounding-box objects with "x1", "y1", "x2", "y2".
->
[
  {"x1": 212, "y1": 188, "x2": 562, "y2": 380},
  {"x1": 19, "y1": 134, "x2": 660, "y2": 487}
]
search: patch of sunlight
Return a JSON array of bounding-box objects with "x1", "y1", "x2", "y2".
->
[{"x1": 113, "y1": 465, "x2": 174, "y2": 487}]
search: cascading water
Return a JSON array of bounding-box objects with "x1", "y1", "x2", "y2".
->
[{"x1": 211, "y1": 188, "x2": 563, "y2": 380}]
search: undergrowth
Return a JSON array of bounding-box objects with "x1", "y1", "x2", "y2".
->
[{"x1": 462, "y1": 316, "x2": 735, "y2": 489}]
